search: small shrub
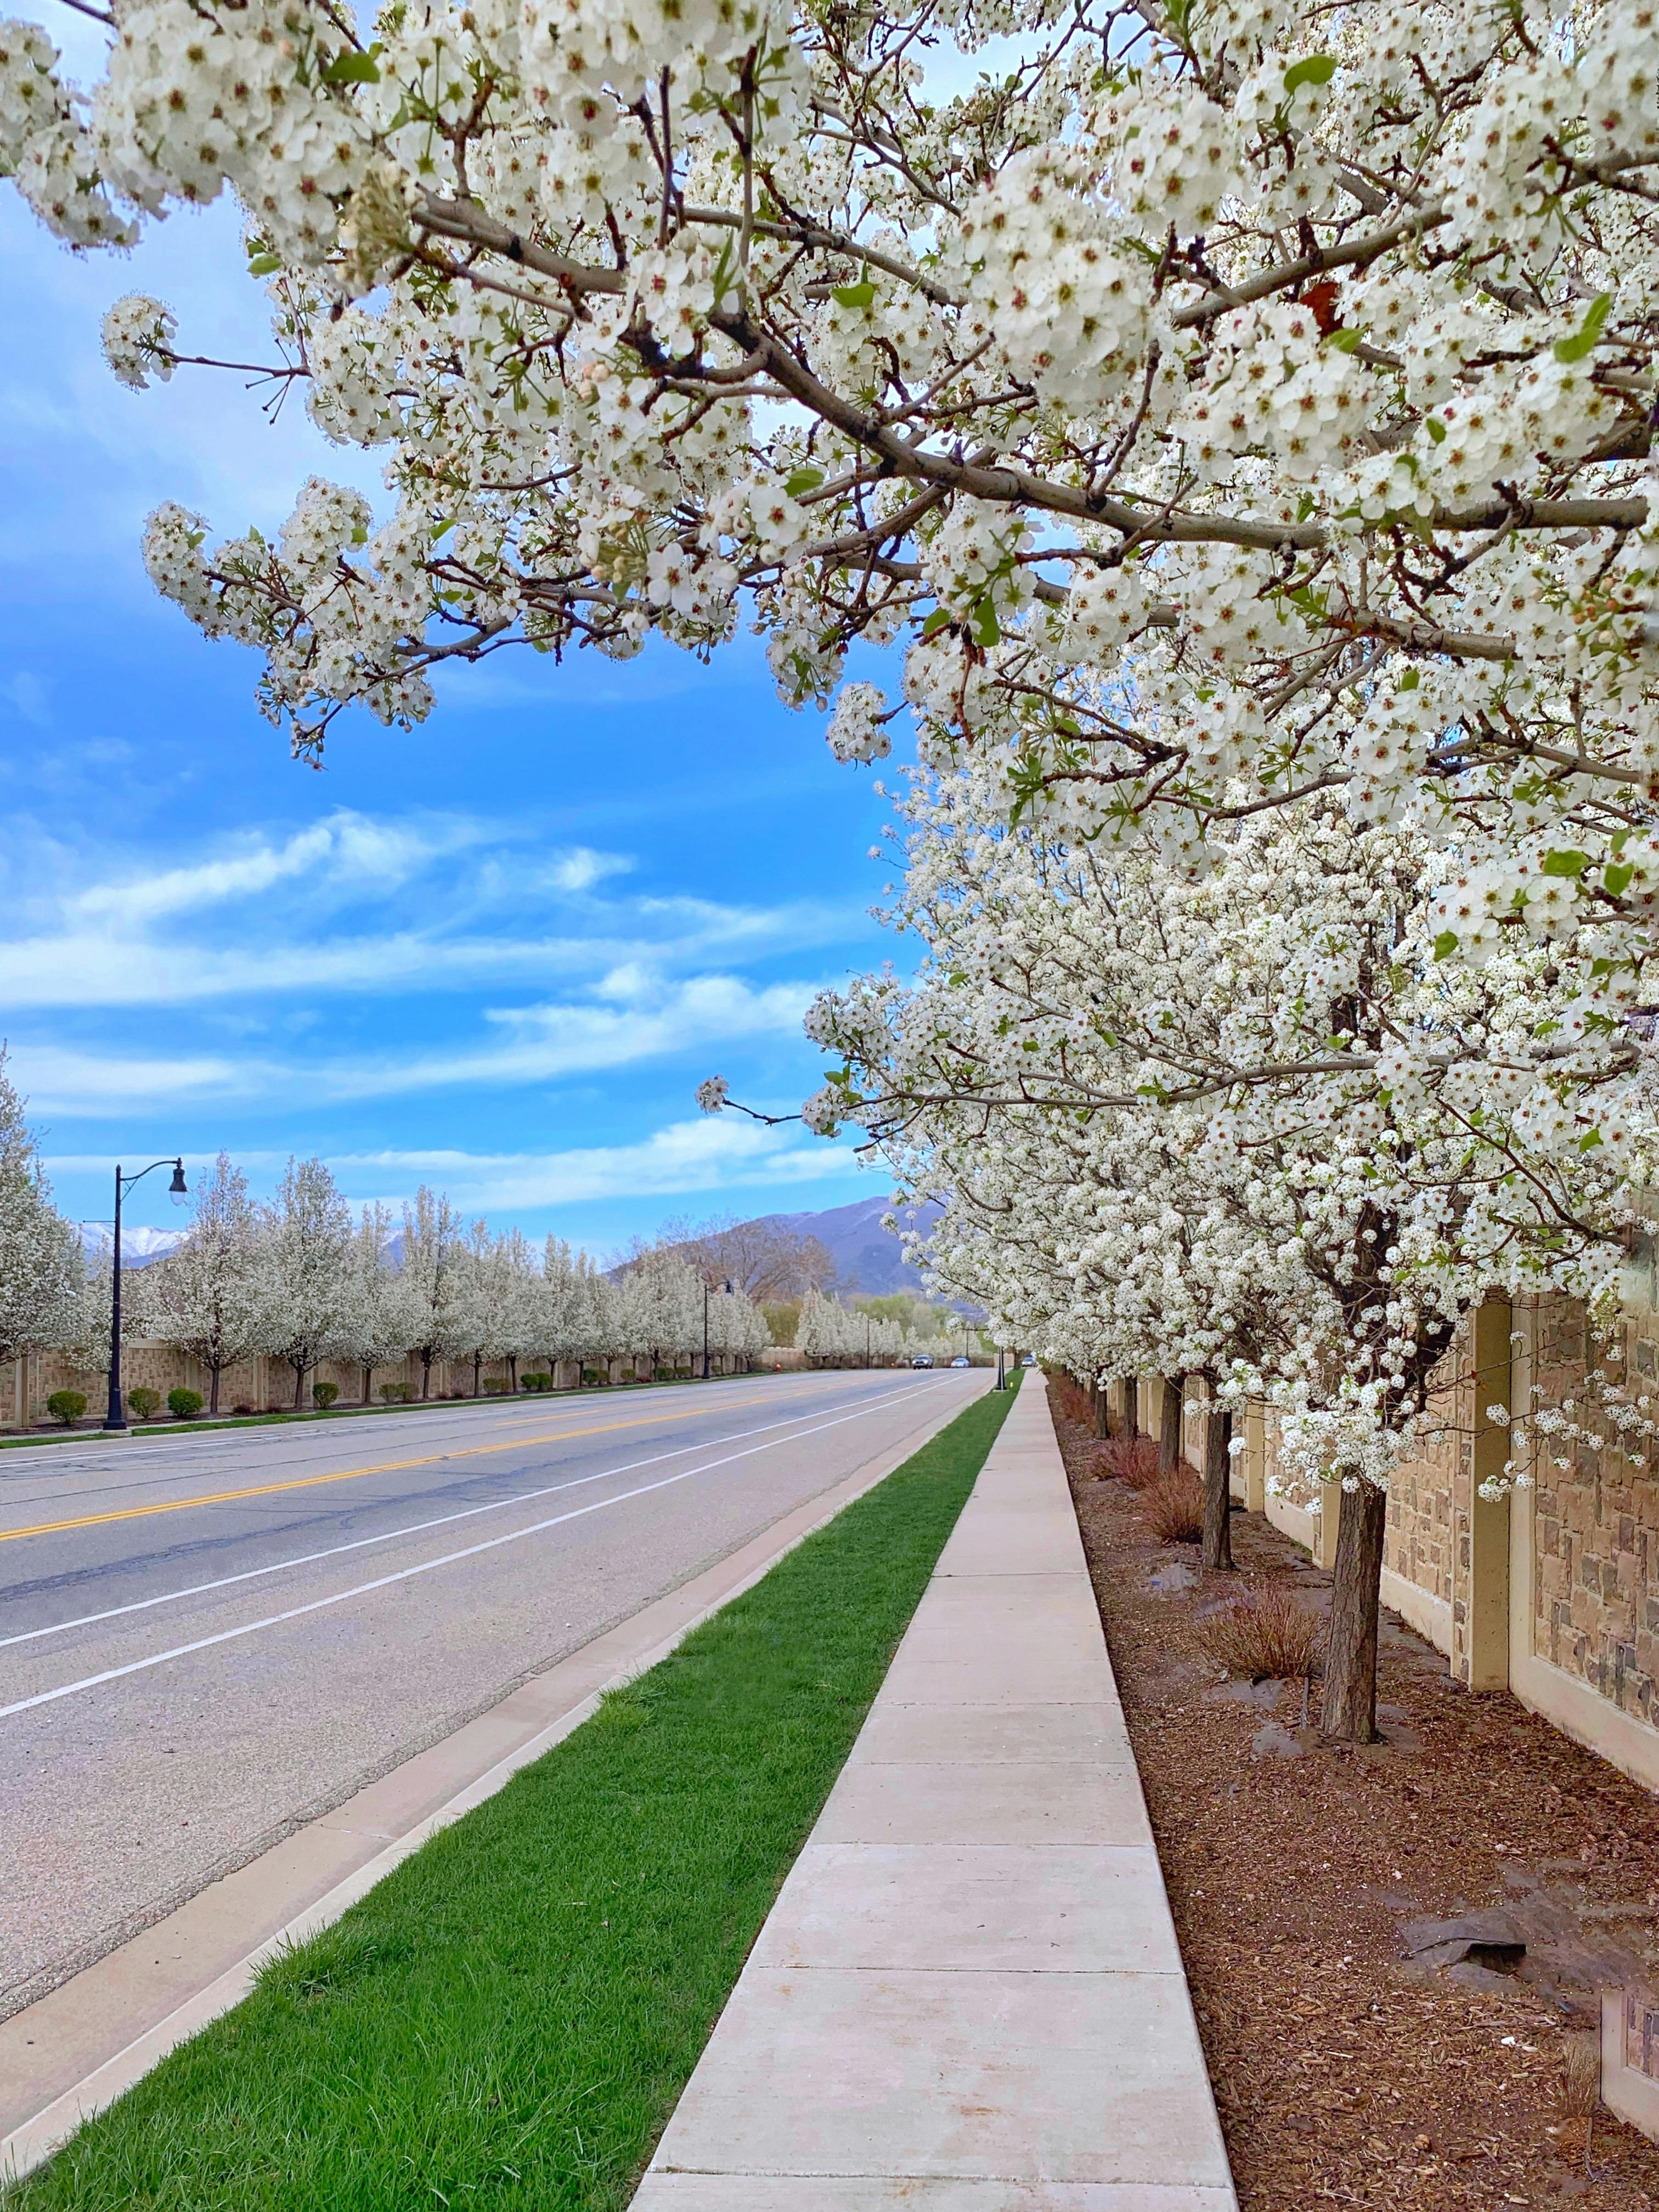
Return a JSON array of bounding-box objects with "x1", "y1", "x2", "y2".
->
[
  {"x1": 167, "y1": 1387, "x2": 205, "y2": 1420},
  {"x1": 581, "y1": 1367, "x2": 602, "y2": 1385},
  {"x1": 233, "y1": 1402, "x2": 256, "y2": 1417},
  {"x1": 481, "y1": 1376, "x2": 507, "y2": 1396},
  {"x1": 379, "y1": 1382, "x2": 409, "y2": 1404},
  {"x1": 520, "y1": 1372, "x2": 553, "y2": 1393},
  {"x1": 1103, "y1": 1434, "x2": 1163, "y2": 1488},
  {"x1": 127, "y1": 1387, "x2": 162, "y2": 1421},
  {"x1": 1051, "y1": 1373, "x2": 1097, "y2": 1430},
  {"x1": 46, "y1": 1390, "x2": 87, "y2": 1427},
  {"x1": 1198, "y1": 1584, "x2": 1322, "y2": 1681},
  {"x1": 1143, "y1": 1466, "x2": 1204, "y2": 1544},
  {"x1": 311, "y1": 1381, "x2": 338, "y2": 1409}
]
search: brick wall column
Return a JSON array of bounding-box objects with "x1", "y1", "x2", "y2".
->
[
  {"x1": 1243, "y1": 1403, "x2": 1267, "y2": 1514},
  {"x1": 1464, "y1": 1293, "x2": 1515, "y2": 1692}
]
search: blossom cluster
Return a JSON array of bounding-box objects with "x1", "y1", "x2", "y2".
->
[
  {"x1": 764, "y1": 756, "x2": 1651, "y2": 1499},
  {"x1": 9, "y1": 0, "x2": 1659, "y2": 997}
]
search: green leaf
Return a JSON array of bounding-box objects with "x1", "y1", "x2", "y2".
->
[
  {"x1": 1605, "y1": 861, "x2": 1635, "y2": 896},
  {"x1": 1579, "y1": 1127, "x2": 1605, "y2": 1152},
  {"x1": 321, "y1": 47, "x2": 381, "y2": 83},
  {"x1": 1397, "y1": 667, "x2": 1420, "y2": 690},
  {"x1": 1554, "y1": 291, "x2": 1612, "y2": 364},
  {"x1": 969, "y1": 596, "x2": 1001, "y2": 648},
  {"x1": 832, "y1": 280, "x2": 876, "y2": 310},
  {"x1": 1324, "y1": 326, "x2": 1362, "y2": 352},
  {"x1": 1424, "y1": 415, "x2": 1447, "y2": 444},
  {"x1": 1433, "y1": 930, "x2": 1459, "y2": 961},
  {"x1": 1282, "y1": 53, "x2": 1337, "y2": 93},
  {"x1": 246, "y1": 251, "x2": 283, "y2": 276},
  {"x1": 1541, "y1": 847, "x2": 1591, "y2": 877},
  {"x1": 785, "y1": 466, "x2": 825, "y2": 497},
  {"x1": 920, "y1": 607, "x2": 953, "y2": 638}
]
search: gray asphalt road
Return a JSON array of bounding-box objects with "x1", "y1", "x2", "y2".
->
[{"x1": 1, "y1": 1369, "x2": 980, "y2": 2014}]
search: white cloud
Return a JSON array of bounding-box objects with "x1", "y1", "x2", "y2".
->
[
  {"x1": 12, "y1": 973, "x2": 815, "y2": 1114},
  {"x1": 544, "y1": 846, "x2": 634, "y2": 894},
  {"x1": 46, "y1": 1118, "x2": 860, "y2": 1215},
  {"x1": 324, "y1": 1116, "x2": 859, "y2": 1212},
  {"x1": 68, "y1": 811, "x2": 453, "y2": 928},
  {"x1": 0, "y1": 808, "x2": 853, "y2": 1008}
]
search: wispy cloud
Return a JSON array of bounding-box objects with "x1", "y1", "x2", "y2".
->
[
  {"x1": 320, "y1": 1118, "x2": 856, "y2": 1212},
  {"x1": 68, "y1": 812, "x2": 456, "y2": 929},
  {"x1": 11, "y1": 972, "x2": 815, "y2": 1115},
  {"x1": 46, "y1": 1116, "x2": 861, "y2": 1214},
  {"x1": 0, "y1": 809, "x2": 851, "y2": 1008}
]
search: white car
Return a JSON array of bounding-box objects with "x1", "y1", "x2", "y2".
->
[
  {"x1": 911, "y1": 1353, "x2": 934, "y2": 1369},
  {"x1": 950, "y1": 1356, "x2": 971, "y2": 1368},
  {"x1": 1019, "y1": 1354, "x2": 1037, "y2": 1368}
]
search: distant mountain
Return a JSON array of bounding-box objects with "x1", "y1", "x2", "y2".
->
[
  {"x1": 77, "y1": 1223, "x2": 187, "y2": 1268},
  {"x1": 755, "y1": 1193, "x2": 943, "y2": 1296}
]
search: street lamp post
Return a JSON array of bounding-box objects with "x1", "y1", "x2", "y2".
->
[
  {"x1": 104, "y1": 1157, "x2": 187, "y2": 1432},
  {"x1": 865, "y1": 1313, "x2": 871, "y2": 1369},
  {"x1": 702, "y1": 1278, "x2": 734, "y2": 1379}
]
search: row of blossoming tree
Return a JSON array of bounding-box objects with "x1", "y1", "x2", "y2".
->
[
  {"x1": 0, "y1": 1063, "x2": 774, "y2": 1413},
  {"x1": 8, "y1": 0, "x2": 1659, "y2": 1738}
]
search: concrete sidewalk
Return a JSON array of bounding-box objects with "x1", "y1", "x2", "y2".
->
[{"x1": 633, "y1": 1376, "x2": 1238, "y2": 2211}]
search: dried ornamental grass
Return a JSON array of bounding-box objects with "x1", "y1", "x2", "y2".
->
[
  {"x1": 1198, "y1": 1585, "x2": 1323, "y2": 1681},
  {"x1": 1103, "y1": 1435, "x2": 1162, "y2": 1489},
  {"x1": 1143, "y1": 1467, "x2": 1205, "y2": 1544}
]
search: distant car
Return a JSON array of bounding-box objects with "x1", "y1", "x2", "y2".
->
[
  {"x1": 950, "y1": 1356, "x2": 971, "y2": 1368},
  {"x1": 1019, "y1": 1354, "x2": 1037, "y2": 1368},
  {"x1": 911, "y1": 1353, "x2": 934, "y2": 1368}
]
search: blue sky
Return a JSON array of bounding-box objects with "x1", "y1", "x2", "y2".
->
[{"x1": 0, "y1": 55, "x2": 907, "y2": 1261}]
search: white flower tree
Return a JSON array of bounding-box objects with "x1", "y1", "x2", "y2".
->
[
  {"x1": 336, "y1": 1199, "x2": 421, "y2": 1402},
  {"x1": 148, "y1": 1149, "x2": 274, "y2": 1413},
  {"x1": 772, "y1": 769, "x2": 1650, "y2": 1737},
  {"x1": 262, "y1": 1154, "x2": 356, "y2": 1408},
  {"x1": 7, "y1": 0, "x2": 1659, "y2": 1014},
  {"x1": 399, "y1": 1184, "x2": 472, "y2": 1398},
  {"x1": 0, "y1": 1050, "x2": 82, "y2": 1383}
]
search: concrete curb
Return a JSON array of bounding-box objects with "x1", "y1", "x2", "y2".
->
[
  {"x1": 632, "y1": 1375, "x2": 1239, "y2": 2210},
  {"x1": 1, "y1": 1380, "x2": 975, "y2": 2182}
]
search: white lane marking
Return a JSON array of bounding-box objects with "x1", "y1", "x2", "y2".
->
[
  {"x1": 0, "y1": 1382, "x2": 922, "y2": 1653},
  {"x1": 0, "y1": 1382, "x2": 947, "y2": 1719},
  {"x1": 0, "y1": 1378, "x2": 842, "y2": 1509}
]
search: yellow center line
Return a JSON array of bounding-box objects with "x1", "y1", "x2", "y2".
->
[{"x1": 0, "y1": 1391, "x2": 786, "y2": 1545}]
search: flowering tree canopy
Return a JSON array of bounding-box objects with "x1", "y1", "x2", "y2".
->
[{"x1": 8, "y1": 0, "x2": 1659, "y2": 979}]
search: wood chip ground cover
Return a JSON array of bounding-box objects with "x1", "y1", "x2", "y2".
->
[{"x1": 1050, "y1": 1377, "x2": 1659, "y2": 2212}]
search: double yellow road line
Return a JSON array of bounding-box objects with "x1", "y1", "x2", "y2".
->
[{"x1": 0, "y1": 1391, "x2": 782, "y2": 1547}]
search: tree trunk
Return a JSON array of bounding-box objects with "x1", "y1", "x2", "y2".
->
[
  {"x1": 1322, "y1": 1481, "x2": 1388, "y2": 1742},
  {"x1": 1093, "y1": 1381, "x2": 1109, "y2": 1440},
  {"x1": 209, "y1": 1359, "x2": 221, "y2": 1416},
  {"x1": 1124, "y1": 1380, "x2": 1139, "y2": 1439},
  {"x1": 1160, "y1": 1378, "x2": 1184, "y2": 1473},
  {"x1": 509, "y1": 1356, "x2": 518, "y2": 1392},
  {"x1": 421, "y1": 1353, "x2": 432, "y2": 1400},
  {"x1": 292, "y1": 1361, "x2": 306, "y2": 1410},
  {"x1": 1201, "y1": 1403, "x2": 1234, "y2": 1572},
  {"x1": 362, "y1": 1363, "x2": 373, "y2": 1405},
  {"x1": 473, "y1": 1351, "x2": 482, "y2": 1396}
]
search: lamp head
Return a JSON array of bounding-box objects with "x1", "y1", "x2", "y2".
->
[{"x1": 168, "y1": 1161, "x2": 188, "y2": 1197}]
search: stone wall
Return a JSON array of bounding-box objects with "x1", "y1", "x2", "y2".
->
[
  {"x1": 1528, "y1": 1296, "x2": 1659, "y2": 1730},
  {"x1": 3, "y1": 1344, "x2": 747, "y2": 1429}
]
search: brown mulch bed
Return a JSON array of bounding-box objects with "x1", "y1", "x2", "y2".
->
[{"x1": 1049, "y1": 1375, "x2": 1659, "y2": 2211}]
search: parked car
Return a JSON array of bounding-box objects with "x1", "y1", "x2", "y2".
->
[
  {"x1": 911, "y1": 1353, "x2": 934, "y2": 1369},
  {"x1": 950, "y1": 1356, "x2": 971, "y2": 1368},
  {"x1": 1019, "y1": 1354, "x2": 1037, "y2": 1367}
]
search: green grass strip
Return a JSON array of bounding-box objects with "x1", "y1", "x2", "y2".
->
[{"x1": 10, "y1": 1376, "x2": 1017, "y2": 2212}]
